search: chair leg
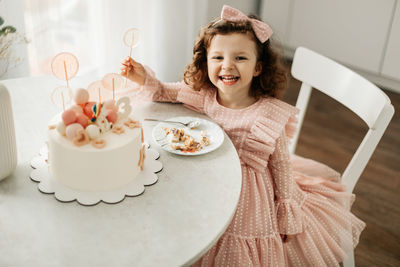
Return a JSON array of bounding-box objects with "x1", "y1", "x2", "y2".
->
[{"x1": 342, "y1": 250, "x2": 355, "y2": 267}]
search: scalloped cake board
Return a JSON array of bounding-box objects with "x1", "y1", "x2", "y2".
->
[{"x1": 30, "y1": 143, "x2": 162, "y2": 206}]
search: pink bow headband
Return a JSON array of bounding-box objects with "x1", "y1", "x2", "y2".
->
[{"x1": 214, "y1": 5, "x2": 273, "y2": 43}]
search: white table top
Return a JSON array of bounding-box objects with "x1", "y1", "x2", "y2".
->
[{"x1": 0, "y1": 76, "x2": 242, "y2": 267}]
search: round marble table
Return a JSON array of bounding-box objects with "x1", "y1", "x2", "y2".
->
[{"x1": 0, "y1": 76, "x2": 242, "y2": 267}]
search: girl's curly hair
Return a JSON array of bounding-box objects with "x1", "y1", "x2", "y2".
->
[{"x1": 184, "y1": 15, "x2": 288, "y2": 99}]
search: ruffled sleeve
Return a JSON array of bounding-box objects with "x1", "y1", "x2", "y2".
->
[
  {"x1": 240, "y1": 98, "x2": 299, "y2": 171},
  {"x1": 134, "y1": 66, "x2": 207, "y2": 114},
  {"x1": 240, "y1": 98, "x2": 303, "y2": 235}
]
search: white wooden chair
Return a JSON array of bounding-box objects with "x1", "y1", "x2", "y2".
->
[{"x1": 289, "y1": 47, "x2": 395, "y2": 267}]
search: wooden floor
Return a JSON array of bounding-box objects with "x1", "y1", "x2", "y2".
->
[{"x1": 282, "y1": 74, "x2": 400, "y2": 267}]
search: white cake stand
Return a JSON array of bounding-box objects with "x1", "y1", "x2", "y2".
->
[{"x1": 30, "y1": 143, "x2": 163, "y2": 206}]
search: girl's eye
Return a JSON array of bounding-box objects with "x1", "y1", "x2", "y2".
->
[
  {"x1": 236, "y1": 56, "x2": 247, "y2": 60},
  {"x1": 213, "y1": 56, "x2": 223, "y2": 60}
]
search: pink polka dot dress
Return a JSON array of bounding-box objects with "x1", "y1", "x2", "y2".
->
[{"x1": 129, "y1": 69, "x2": 366, "y2": 267}]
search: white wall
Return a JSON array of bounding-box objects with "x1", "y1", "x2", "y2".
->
[{"x1": 207, "y1": 0, "x2": 258, "y2": 22}]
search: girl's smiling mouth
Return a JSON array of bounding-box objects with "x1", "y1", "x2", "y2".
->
[{"x1": 219, "y1": 75, "x2": 240, "y2": 85}]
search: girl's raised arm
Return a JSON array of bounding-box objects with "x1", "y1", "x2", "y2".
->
[
  {"x1": 121, "y1": 57, "x2": 187, "y2": 103},
  {"x1": 121, "y1": 57, "x2": 207, "y2": 113}
]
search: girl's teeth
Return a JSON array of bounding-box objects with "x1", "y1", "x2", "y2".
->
[
  {"x1": 220, "y1": 76, "x2": 239, "y2": 85},
  {"x1": 220, "y1": 76, "x2": 238, "y2": 81}
]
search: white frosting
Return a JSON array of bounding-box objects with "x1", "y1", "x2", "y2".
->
[{"x1": 48, "y1": 116, "x2": 142, "y2": 192}]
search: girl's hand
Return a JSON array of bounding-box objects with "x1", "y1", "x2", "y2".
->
[
  {"x1": 280, "y1": 234, "x2": 296, "y2": 243},
  {"x1": 120, "y1": 57, "x2": 146, "y2": 86}
]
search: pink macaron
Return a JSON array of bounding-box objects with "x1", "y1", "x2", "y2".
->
[
  {"x1": 76, "y1": 113, "x2": 89, "y2": 128},
  {"x1": 62, "y1": 109, "x2": 77, "y2": 126},
  {"x1": 106, "y1": 109, "x2": 118, "y2": 123}
]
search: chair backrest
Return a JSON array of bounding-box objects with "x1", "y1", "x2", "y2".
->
[{"x1": 290, "y1": 47, "x2": 395, "y2": 193}]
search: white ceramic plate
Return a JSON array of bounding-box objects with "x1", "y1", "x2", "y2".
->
[{"x1": 151, "y1": 116, "x2": 224, "y2": 156}]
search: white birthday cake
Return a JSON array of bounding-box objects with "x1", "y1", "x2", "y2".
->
[{"x1": 47, "y1": 87, "x2": 145, "y2": 192}]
